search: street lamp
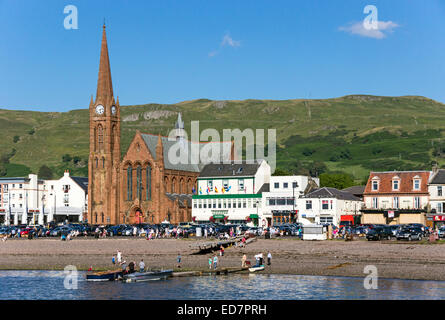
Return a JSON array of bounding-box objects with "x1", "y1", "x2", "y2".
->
[{"x1": 292, "y1": 181, "x2": 298, "y2": 223}]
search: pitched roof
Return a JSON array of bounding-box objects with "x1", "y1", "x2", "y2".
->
[
  {"x1": 301, "y1": 187, "x2": 361, "y2": 201},
  {"x1": 364, "y1": 171, "x2": 431, "y2": 195},
  {"x1": 96, "y1": 25, "x2": 113, "y2": 100},
  {"x1": 199, "y1": 160, "x2": 263, "y2": 178},
  {"x1": 256, "y1": 183, "x2": 270, "y2": 194},
  {"x1": 70, "y1": 176, "x2": 88, "y2": 193},
  {"x1": 165, "y1": 193, "x2": 192, "y2": 208},
  {"x1": 342, "y1": 185, "x2": 365, "y2": 196},
  {"x1": 140, "y1": 133, "x2": 232, "y2": 173},
  {"x1": 430, "y1": 169, "x2": 445, "y2": 185}
]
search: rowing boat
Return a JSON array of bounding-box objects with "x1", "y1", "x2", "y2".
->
[
  {"x1": 123, "y1": 269, "x2": 173, "y2": 283},
  {"x1": 86, "y1": 269, "x2": 123, "y2": 281}
]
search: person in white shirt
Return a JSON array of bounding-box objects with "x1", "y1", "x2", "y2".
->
[
  {"x1": 267, "y1": 252, "x2": 272, "y2": 265},
  {"x1": 139, "y1": 259, "x2": 145, "y2": 272},
  {"x1": 117, "y1": 250, "x2": 122, "y2": 264}
]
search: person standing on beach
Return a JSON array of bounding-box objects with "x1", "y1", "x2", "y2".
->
[
  {"x1": 112, "y1": 255, "x2": 116, "y2": 265},
  {"x1": 213, "y1": 255, "x2": 218, "y2": 270},
  {"x1": 139, "y1": 259, "x2": 145, "y2": 272},
  {"x1": 117, "y1": 250, "x2": 122, "y2": 264},
  {"x1": 267, "y1": 252, "x2": 272, "y2": 266},
  {"x1": 208, "y1": 257, "x2": 212, "y2": 269},
  {"x1": 241, "y1": 254, "x2": 247, "y2": 268},
  {"x1": 177, "y1": 253, "x2": 182, "y2": 268}
]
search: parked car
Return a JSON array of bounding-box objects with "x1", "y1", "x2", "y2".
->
[
  {"x1": 438, "y1": 226, "x2": 445, "y2": 239},
  {"x1": 396, "y1": 227, "x2": 423, "y2": 241},
  {"x1": 366, "y1": 226, "x2": 393, "y2": 241}
]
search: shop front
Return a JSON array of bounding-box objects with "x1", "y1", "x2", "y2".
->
[
  {"x1": 426, "y1": 214, "x2": 445, "y2": 229},
  {"x1": 249, "y1": 214, "x2": 259, "y2": 227},
  {"x1": 272, "y1": 210, "x2": 295, "y2": 225},
  {"x1": 210, "y1": 211, "x2": 228, "y2": 224}
]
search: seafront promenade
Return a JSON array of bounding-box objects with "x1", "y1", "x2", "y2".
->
[{"x1": 1, "y1": 237, "x2": 445, "y2": 281}]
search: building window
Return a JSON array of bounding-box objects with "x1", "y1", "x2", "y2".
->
[
  {"x1": 393, "y1": 197, "x2": 399, "y2": 209},
  {"x1": 207, "y1": 180, "x2": 213, "y2": 191},
  {"x1": 127, "y1": 167, "x2": 133, "y2": 201},
  {"x1": 193, "y1": 201, "x2": 197, "y2": 209},
  {"x1": 286, "y1": 198, "x2": 294, "y2": 206},
  {"x1": 97, "y1": 125, "x2": 104, "y2": 150},
  {"x1": 283, "y1": 183, "x2": 288, "y2": 189},
  {"x1": 438, "y1": 186, "x2": 443, "y2": 197},
  {"x1": 322, "y1": 200, "x2": 329, "y2": 210},
  {"x1": 136, "y1": 166, "x2": 142, "y2": 200},
  {"x1": 372, "y1": 180, "x2": 378, "y2": 191},
  {"x1": 146, "y1": 165, "x2": 152, "y2": 200},
  {"x1": 64, "y1": 193, "x2": 69, "y2": 206},
  {"x1": 238, "y1": 179, "x2": 245, "y2": 191},
  {"x1": 228, "y1": 201, "x2": 231, "y2": 209},
  {"x1": 243, "y1": 200, "x2": 247, "y2": 208},
  {"x1": 274, "y1": 182, "x2": 279, "y2": 189},
  {"x1": 277, "y1": 198, "x2": 286, "y2": 205},
  {"x1": 223, "y1": 179, "x2": 228, "y2": 190},
  {"x1": 19, "y1": 184, "x2": 22, "y2": 189},
  {"x1": 414, "y1": 197, "x2": 420, "y2": 209},
  {"x1": 292, "y1": 182, "x2": 298, "y2": 188},
  {"x1": 372, "y1": 197, "x2": 378, "y2": 209},
  {"x1": 268, "y1": 198, "x2": 276, "y2": 206},
  {"x1": 392, "y1": 180, "x2": 399, "y2": 191},
  {"x1": 306, "y1": 200, "x2": 312, "y2": 210},
  {"x1": 413, "y1": 179, "x2": 420, "y2": 190},
  {"x1": 438, "y1": 203, "x2": 443, "y2": 213},
  {"x1": 237, "y1": 200, "x2": 242, "y2": 208}
]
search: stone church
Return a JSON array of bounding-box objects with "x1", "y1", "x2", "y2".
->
[{"x1": 88, "y1": 26, "x2": 234, "y2": 225}]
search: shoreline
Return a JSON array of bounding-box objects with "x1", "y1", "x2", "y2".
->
[{"x1": 1, "y1": 238, "x2": 445, "y2": 281}]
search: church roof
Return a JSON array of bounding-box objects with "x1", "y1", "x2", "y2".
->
[
  {"x1": 165, "y1": 193, "x2": 192, "y2": 208},
  {"x1": 96, "y1": 25, "x2": 113, "y2": 101},
  {"x1": 199, "y1": 160, "x2": 263, "y2": 178},
  {"x1": 140, "y1": 133, "x2": 232, "y2": 173}
]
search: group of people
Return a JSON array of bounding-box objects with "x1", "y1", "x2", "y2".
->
[
  {"x1": 241, "y1": 252, "x2": 272, "y2": 268},
  {"x1": 111, "y1": 250, "x2": 147, "y2": 274}
]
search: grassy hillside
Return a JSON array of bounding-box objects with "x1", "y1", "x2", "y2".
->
[{"x1": 1, "y1": 95, "x2": 445, "y2": 182}]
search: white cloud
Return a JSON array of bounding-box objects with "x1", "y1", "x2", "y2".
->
[
  {"x1": 221, "y1": 34, "x2": 241, "y2": 47},
  {"x1": 339, "y1": 20, "x2": 400, "y2": 39},
  {"x1": 209, "y1": 33, "x2": 241, "y2": 57}
]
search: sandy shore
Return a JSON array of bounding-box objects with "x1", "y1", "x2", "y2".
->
[{"x1": 1, "y1": 237, "x2": 445, "y2": 281}]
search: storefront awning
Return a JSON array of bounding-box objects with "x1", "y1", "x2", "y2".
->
[
  {"x1": 213, "y1": 214, "x2": 225, "y2": 219},
  {"x1": 250, "y1": 214, "x2": 259, "y2": 219}
]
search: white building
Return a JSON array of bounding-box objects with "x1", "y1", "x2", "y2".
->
[
  {"x1": 261, "y1": 175, "x2": 320, "y2": 226},
  {"x1": 0, "y1": 171, "x2": 88, "y2": 226},
  {"x1": 44, "y1": 170, "x2": 88, "y2": 224},
  {"x1": 297, "y1": 187, "x2": 363, "y2": 226},
  {"x1": 192, "y1": 160, "x2": 270, "y2": 226},
  {"x1": 0, "y1": 175, "x2": 46, "y2": 225},
  {"x1": 427, "y1": 168, "x2": 445, "y2": 228}
]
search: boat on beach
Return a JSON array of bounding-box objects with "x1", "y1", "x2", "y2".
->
[
  {"x1": 86, "y1": 269, "x2": 123, "y2": 282},
  {"x1": 249, "y1": 265, "x2": 265, "y2": 273},
  {"x1": 123, "y1": 269, "x2": 173, "y2": 283}
]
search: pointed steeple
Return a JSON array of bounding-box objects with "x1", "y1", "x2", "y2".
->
[{"x1": 96, "y1": 24, "x2": 113, "y2": 101}]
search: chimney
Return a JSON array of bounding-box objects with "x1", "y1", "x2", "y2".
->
[{"x1": 433, "y1": 163, "x2": 439, "y2": 174}]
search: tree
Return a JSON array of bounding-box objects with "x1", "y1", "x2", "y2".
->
[
  {"x1": 72, "y1": 156, "x2": 81, "y2": 164},
  {"x1": 308, "y1": 161, "x2": 327, "y2": 177},
  {"x1": 13, "y1": 136, "x2": 20, "y2": 143},
  {"x1": 38, "y1": 165, "x2": 53, "y2": 179},
  {"x1": 319, "y1": 173, "x2": 355, "y2": 190},
  {"x1": 62, "y1": 154, "x2": 72, "y2": 162},
  {"x1": 273, "y1": 168, "x2": 291, "y2": 176}
]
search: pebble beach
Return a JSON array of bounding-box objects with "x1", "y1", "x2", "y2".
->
[{"x1": 1, "y1": 237, "x2": 445, "y2": 281}]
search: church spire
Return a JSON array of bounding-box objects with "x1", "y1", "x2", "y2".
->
[{"x1": 96, "y1": 24, "x2": 113, "y2": 101}]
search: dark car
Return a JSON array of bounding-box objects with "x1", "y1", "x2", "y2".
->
[
  {"x1": 366, "y1": 226, "x2": 393, "y2": 241},
  {"x1": 396, "y1": 227, "x2": 423, "y2": 241},
  {"x1": 438, "y1": 226, "x2": 445, "y2": 239}
]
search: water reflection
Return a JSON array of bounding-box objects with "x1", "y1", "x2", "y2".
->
[{"x1": 0, "y1": 271, "x2": 445, "y2": 300}]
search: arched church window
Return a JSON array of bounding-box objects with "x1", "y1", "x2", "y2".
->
[
  {"x1": 102, "y1": 157, "x2": 105, "y2": 168},
  {"x1": 95, "y1": 158, "x2": 98, "y2": 168},
  {"x1": 127, "y1": 166, "x2": 133, "y2": 201},
  {"x1": 137, "y1": 166, "x2": 142, "y2": 200},
  {"x1": 146, "y1": 164, "x2": 152, "y2": 200},
  {"x1": 101, "y1": 212, "x2": 104, "y2": 223},
  {"x1": 97, "y1": 125, "x2": 104, "y2": 151}
]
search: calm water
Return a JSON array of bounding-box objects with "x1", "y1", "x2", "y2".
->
[{"x1": 0, "y1": 271, "x2": 444, "y2": 300}]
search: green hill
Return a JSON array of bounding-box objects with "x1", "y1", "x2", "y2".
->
[{"x1": 1, "y1": 94, "x2": 445, "y2": 182}]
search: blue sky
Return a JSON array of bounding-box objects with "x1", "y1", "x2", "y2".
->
[{"x1": 0, "y1": 0, "x2": 445, "y2": 111}]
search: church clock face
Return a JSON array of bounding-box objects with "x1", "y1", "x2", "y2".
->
[
  {"x1": 95, "y1": 104, "x2": 105, "y2": 115},
  {"x1": 111, "y1": 105, "x2": 117, "y2": 115}
]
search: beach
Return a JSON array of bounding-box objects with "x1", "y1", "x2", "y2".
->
[{"x1": 1, "y1": 237, "x2": 445, "y2": 281}]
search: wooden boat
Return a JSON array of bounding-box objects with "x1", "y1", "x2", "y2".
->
[
  {"x1": 248, "y1": 265, "x2": 265, "y2": 273},
  {"x1": 123, "y1": 269, "x2": 173, "y2": 283},
  {"x1": 86, "y1": 269, "x2": 123, "y2": 282}
]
